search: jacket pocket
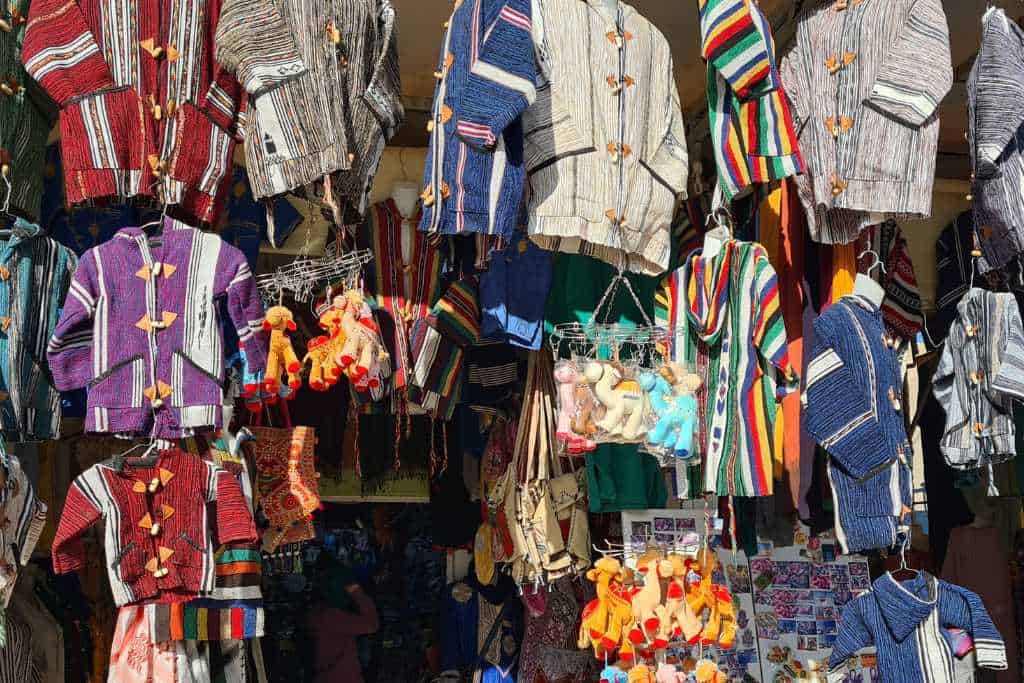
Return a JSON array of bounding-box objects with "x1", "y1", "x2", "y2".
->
[
  {"x1": 60, "y1": 86, "x2": 149, "y2": 172},
  {"x1": 168, "y1": 102, "x2": 236, "y2": 196},
  {"x1": 848, "y1": 106, "x2": 915, "y2": 182},
  {"x1": 174, "y1": 531, "x2": 207, "y2": 564},
  {"x1": 111, "y1": 541, "x2": 145, "y2": 582},
  {"x1": 171, "y1": 350, "x2": 223, "y2": 408},
  {"x1": 88, "y1": 355, "x2": 146, "y2": 408},
  {"x1": 855, "y1": 460, "x2": 900, "y2": 518}
]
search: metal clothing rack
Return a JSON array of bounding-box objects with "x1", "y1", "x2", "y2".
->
[{"x1": 257, "y1": 248, "x2": 373, "y2": 305}]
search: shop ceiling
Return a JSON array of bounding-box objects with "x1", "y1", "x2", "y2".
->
[{"x1": 391, "y1": 0, "x2": 1024, "y2": 179}]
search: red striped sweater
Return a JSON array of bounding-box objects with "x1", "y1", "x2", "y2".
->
[
  {"x1": 52, "y1": 448, "x2": 257, "y2": 606},
  {"x1": 21, "y1": 0, "x2": 305, "y2": 224}
]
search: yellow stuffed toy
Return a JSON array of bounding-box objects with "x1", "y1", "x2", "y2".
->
[
  {"x1": 262, "y1": 305, "x2": 302, "y2": 397},
  {"x1": 684, "y1": 547, "x2": 737, "y2": 649}
]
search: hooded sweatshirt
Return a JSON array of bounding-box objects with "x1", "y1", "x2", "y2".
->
[{"x1": 827, "y1": 572, "x2": 1007, "y2": 683}]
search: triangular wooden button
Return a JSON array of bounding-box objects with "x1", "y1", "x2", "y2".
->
[
  {"x1": 138, "y1": 513, "x2": 154, "y2": 529},
  {"x1": 158, "y1": 468, "x2": 174, "y2": 486},
  {"x1": 160, "y1": 504, "x2": 174, "y2": 520},
  {"x1": 158, "y1": 546, "x2": 174, "y2": 562},
  {"x1": 133, "y1": 481, "x2": 148, "y2": 494},
  {"x1": 145, "y1": 556, "x2": 159, "y2": 572}
]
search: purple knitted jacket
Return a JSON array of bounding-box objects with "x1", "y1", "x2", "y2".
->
[{"x1": 47, "y1": 219, "x2": 268, "y2": 437}]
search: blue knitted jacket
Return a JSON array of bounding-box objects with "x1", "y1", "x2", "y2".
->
[
  {"x1": 802, "y1": 296, "x2": 912, "y2": 553},
  {"x1": 420, "y1": 0, "x2": 537, "y2": 238},
  {"x1": 828, "y1": 572, "x2": 1007, "y2": 683}
]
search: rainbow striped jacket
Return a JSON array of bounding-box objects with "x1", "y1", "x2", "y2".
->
[
  {"x1": 698, "y1": 0, "x2": 803, "y2": 199},
  {"x1": 419, "y1": 0, "x2": 537, "y2": 238}
]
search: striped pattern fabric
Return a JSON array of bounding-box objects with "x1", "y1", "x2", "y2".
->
[
  {"x1": 354, "y1": 199, "x2": 443, "y2": 414},
  {"x1": 0, "y1": 220, "x2": 76, "y2": 440},
  {"x1": 934, "y1": 289, "x2": 1024, "y2": 470},
  {"x1": 51, "y1": 448, "x2": 257, "y2": 607},
  {"x1": 802, "y1": 295, "x2": 912, "y2": 553},
  {"x1": 0, "y1": 0, "x2": 55, "y2": 222},
  {"x1": 218, "y1": 0, "x2": 403, "y2": 207},
  {"x1": 21, "y1": 0, "x2": 304, "y2": 225},
  {"x1": 967, "y1": 8, "x2": 1024, "y2": 273},
  {"x1": 420, "y1": 0, "x2": 537, "y2": 238},
  {"x1": 46, "y1": 219, "x2": 268, "y2": 439},
  {"x1": 780, "y1": 0, "x2": 952, "y2": 244},
  {"x1": 698, "y1": 0, "x2": 803, "y2": 200},
  {"x1": 828, "y1": 573, "x2": 1007, "y2": 683},
  {"x1": 525, "y1": 0, "x2": 688, "y2": 276},
  {"x1": 855, "y1": 220, "x2": 923, "y2": 340},
  {"x1": 409, "y1": 277, "x2": 480, "y2": 421},
  {"x1": 664, "y1": 239, "x2": 797, "y2": 497},
  {"x1": 0, "y1": 450, "x2": 47, "y2": 609}
]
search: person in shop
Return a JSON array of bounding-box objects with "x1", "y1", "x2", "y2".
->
[{"x1": 307, "y1": 559, "x2": 380, "y2": 682}]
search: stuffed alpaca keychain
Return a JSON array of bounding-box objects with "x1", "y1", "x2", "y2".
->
[
  {"x1": 262, "y1": 305, "x2": 302, "y2": 396},
  {"x1": 304, "y1": 296, "x2": 346, "y2": 391}
]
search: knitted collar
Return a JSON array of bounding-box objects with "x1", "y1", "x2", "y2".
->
[
  {"x1": 872, "y1": 571, "x2": 937, "y2": 642},
  {"x1": 682, "y1": 240, "x2": 736, "y2": 345},
  {"x1": 0, "y1": 219, "x2": 42, "y2": 260}
]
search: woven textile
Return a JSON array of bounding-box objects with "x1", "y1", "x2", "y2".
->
[{"x1": 252, "y1": 425, "x2": 318, "y2": 552}]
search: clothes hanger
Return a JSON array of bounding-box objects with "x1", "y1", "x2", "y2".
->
[
  {"x1": 853, "y1": 248, "x2": 886, "y2": 307},
  {"x1": 0, "y1": 165, "x2": 15, "y2": 239},
  {"x1": 702, "y1": 186, "x2": 732, "y2": 260},
  {"x1": 889, "y1": 541, "x2": 919, "y2": 581}
]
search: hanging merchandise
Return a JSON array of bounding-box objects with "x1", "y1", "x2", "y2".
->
[
  {"x1": 252, "y1": 405, "x2": 319, "y2": 553},
  {"x1": 827, "y1": 571, "x2": 1007, "y2": 683},
  {"x1": 697, "y1": 0, "x2": 803, "y2": 200},
  {"x1": 802, "y1": 294, "x2": 912, "y2": 554},
  {"x1": 51, "y1": 447, "x2": 257, "y2": 606},
  {"x1": 934, "y1": 288, "x2": 1024, "y2": 473},
  {"x1": 262, "y1": 305, "x2": 303, "y2": 397},
  {"x1": 854, "y1": 220, "x2": 923, "y2": 340},
  {"x1": 420, "y1": 0, "x2": 536, "y2": 238},
  {"x1": 46, "y1": 219, "x2": 268, "y2": 438},
  {"x1": 779, "y1": 0, "x2": 952, "y2": 244},
  {"x1": 968, "y1": 8, "x2": 1024, "y2": 273},
  {"x1": 354, "y1": 198, "x2": 443, "y2": 413},
  {"x1": 334, "y1": 289, "x2": 391, "y2": 394},
  {"x1": 934, "y1": 211, "x2": 985, "y2": 338},
  {"x1": 479, "y1": 231, "x2": 553, "y2": 351},
  {"x1": 660, "y1": 225, "x2": 798, "y2": 498},
  {"x1": 524, "y1": 0, "x2": 688, "y2": 276},
  {"x1": 216, "y1": 0, "x2": 403, "y2": 227},
  {"x1": 22, "y1": 0, "x2": 305, "y2": 224},
  {"x1": 0, "y1": 0, "x2": 52, "y2": 222},
  {"x1": 0, "y1": 447, "x2": 46, "y2": 612},
  {"x1": 0, "y1": 219, "x2": 76, "y2": 440},
  {"x1": 639, "y1": 362, "x2": 702, "y2": 462}
]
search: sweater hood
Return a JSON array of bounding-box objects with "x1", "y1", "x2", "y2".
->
[
  {"x1": 682, "y1": 240, "x2": 737, "y2": 344},
  {"x1": 872, "y1": 572, "x2": 937, "y2": 643}
]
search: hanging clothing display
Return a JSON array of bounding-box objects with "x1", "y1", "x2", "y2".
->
[
  {"x1": 51, "y1": 448, "x2": 257, "y2": 606},
  {"x1": 217, "y1": 0, "x2": 403, "y2": 215},
  {"x1": 107, "y1": 605, "x2": 210, "y2": 683},
  {"x1": 934, "y1": 289, "x2": 1024, "y2": 471},
  {"x1": 968, "y1": 8, "x2": 1024, "y2": 273},
  {"x1": 828, "y1": 572, "x2": 1007, "y2": 683},
  {"x1": 697, "y1": 0, "x2": 803, "y2": 200},
  {"x1": 479, "y1": 231, "x2": 553, "y2": 350},
  {"x1": 780, "y1": 0, "x2": 952, "y2": 244},
  {"x1": 419, "y1": 0, "x2": 536, "y2": 238},
  {"x1": 934, "y1": 211, "x2": 982, "y2": 338},
  {"x1": 0, "y1": 0, "x2": 53, "y2": 222},
  {"x1": 524, "y1": 0, "x2": 688, "y2": 276},
  {"x1": 0, "y1": 449, "x2": 46, "y2": 609},
  {"x1": 21, "y1": 0, "x2": 304, "y2": 224},
  {"x1": 46, "y1": 219, "x2": 267, "y2": 438},
  {"x1": 356, "y1": 199, "x2": 443, "y2": 413},
  {"x1": 802, "y1": 295, "x2": 912, "y2": 553},
  {"x1": 662, "y1": 239, "x2": 797, "y2": 497},
  {"x1": 0, "y1": 220, "x2": 75, "y2": 440},
  {"x1": 854, "y1": 220, "x2": 923, "y2": 339}
]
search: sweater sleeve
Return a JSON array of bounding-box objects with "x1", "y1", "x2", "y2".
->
[
  {"x1": 863, "y1": 0, "x2": 952, "y2": 128},
  {"x1": 455, "y1": 0, "x2": 537, "y2": 150},
  {"x1": 214, "y1": 0, "x2": 306, "y2": 97},
  {"x1": 209, "y1": 466, "x2": 258, "y2": 545},
  {"x1": 363, "y1": 0, "x2": 404, "y2": 135},
  {"x1": 990, "y1": 297, "x2": 1024, "y2": 400},
  {"x1": 940, "y1": 582, "x2": 1007, "y2": 670},
  {"x1": 645, "y1": 55, "x2": 689, "y2": 196},
  {"x1": 46, "y1": 249, "x2": 98, "y2": 392},
  {"x1": 698, "y1": 0, "x2": 778, "y2": 102},
  {"x1": 827, "y1": 599, "x2": 873, "y2": 682},
  {"x1": 219, "y1": 249, "x2": 268, "y2": 374},
  {"x1": 752, "y1": 249, "x2": 798, "y2": 397},
  {"x1": 21, "y1": 0, "x2": 117, "y2": 108},
  {"x1": 51, "y1": 477, "x2": 102, "y2": 574},
  {"x1": 801, "y1": 318, "x2": 890, "y2": 479}
]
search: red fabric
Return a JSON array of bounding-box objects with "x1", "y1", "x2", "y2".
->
[
  {"x1": 778, "y1": 179, "x2": 806, "y2": 511},
  {"x1": 22, "y1": 0, "x2": 242, "y2": 224},
  {"x1": 51, "y1": 448, "x2": 257, "y2": 605},
  {"x1": 307, "y1": 591, "x2": 379, "y2": 683}
]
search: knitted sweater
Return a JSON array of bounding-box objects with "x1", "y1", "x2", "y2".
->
[
  {"x1": 46, "y1": 219, "x2": 268, "y2": 438},
  {"x1": 51, "y1": 448, "x2": 257, "y2": 607},
  {"x1": 802, "y1": 295, "x2": 911, "y2": 553},
  {"x1": 828, "y1": 572, "x2": 1007, "y2": 683},
  {"x1": 419, "y1": 0, "x2": 536, "y2": 238},
  {"x1": 22, "y1": 0, "x2": 305, "y2": 224}
]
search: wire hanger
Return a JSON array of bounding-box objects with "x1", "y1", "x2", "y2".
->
[
  {"x1": 0, "y1": 163, "x2": 14, "y2": 239},
  {"x1": 857, "y1": 248, "x2": 887, "y2": 276}
]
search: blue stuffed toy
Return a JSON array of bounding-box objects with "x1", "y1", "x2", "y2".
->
[{"x1": 640, "y1": 366, "x2": 701, "y2": 459}]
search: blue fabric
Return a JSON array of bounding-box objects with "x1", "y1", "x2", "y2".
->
[
  {"x1": 439, "y1": 584, "x2": 479, "y2": 673},
  {"x1": 827, "y1": 573, "x2": 1007, "y2": 682},
  {"x1": 419, "y1": 0, "x2": 536, "y2": 238},
  {"x1": 480, "y1": 233, "x2": 552, "y2": 349}
]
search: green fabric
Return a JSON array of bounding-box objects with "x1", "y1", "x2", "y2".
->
[
  {"x1": 586, "y1": 445, "x2": 668, "y2": 513},
  {"x1": 319, "y1": 565, "x2": 357, "y2": 611}
]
